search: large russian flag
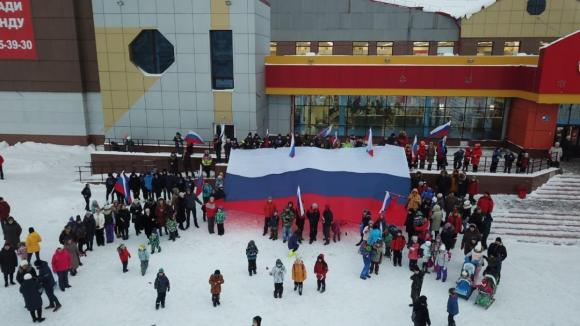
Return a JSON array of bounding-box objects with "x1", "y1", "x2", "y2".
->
[
  {"x1": 224, "y1": 146, "x2": 410, "y2": 226},
  {"x1": 114, "y1": 172, "x2": 132, "y2": 204}
]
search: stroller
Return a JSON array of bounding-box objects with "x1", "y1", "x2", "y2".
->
[
  {"x1": 455, "y1": 262, "x2": 476, "y2": 300},
  {"x1": 474, "y1": 274, "x2": 498, "y2": 309}
]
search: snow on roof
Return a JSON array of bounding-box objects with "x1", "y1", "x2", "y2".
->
[
  {"x1": 539, "y1": 29, "x2": 580, "y2": 50},
  {"x1": 373, "y1": 0, "x2": 497, "y2": 19}
]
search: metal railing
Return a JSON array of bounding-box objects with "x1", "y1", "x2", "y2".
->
[{"x1": 103, "y1": 137, "x2": 214, "y2": 153}]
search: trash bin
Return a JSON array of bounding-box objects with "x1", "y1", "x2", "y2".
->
[{"x1": 517, "y1": 185, "x2": 528, "y2": 199}]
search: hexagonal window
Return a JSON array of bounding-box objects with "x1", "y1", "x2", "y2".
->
[{"x1": 129, "y1": 30, "x2": 175, "y2": 75}]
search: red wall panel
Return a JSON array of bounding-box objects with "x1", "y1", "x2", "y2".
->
[
  {"x1": 537, "y1": 31, "x2": 580, "y2": 95},
  {"x1": 506, "y1": 98, "x2": 558, "y2": 150}
]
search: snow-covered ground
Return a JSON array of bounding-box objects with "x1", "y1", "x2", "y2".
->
[{"x1": 1, "y1": 142, "x2": 580, "y2": 325}]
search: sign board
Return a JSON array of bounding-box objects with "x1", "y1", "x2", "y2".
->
[{"x1": 0, "y1": 0, "x2": 37, "y2": 59}]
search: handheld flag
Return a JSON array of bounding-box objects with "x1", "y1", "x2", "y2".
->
[
  {"x1": 296, "y1": 185, "x2": 305, "y2": 216},
  {"x1": 366, "y1": 128, "x2": 374, "y2": 157},
  {"x1": 289, "y1": 133, "x2": 296, "y2": 158},
  {"x1": 429, "y1": 121, "x2": 451, "y2": 138},
  {"x1": 194, "y1": 165, "x2": 204, "y2": 196},
  {"x1": 220, "y1": 124, "x2": 226, "y2": 141},
  {"x1": 437, "y1": 136, "x2": 447, "y2": 156},
  {"x1": 330, "y1": 131, "x2": 338, "y2": 147},
  {"x1": 318, "y1": 125, "x2": 333, "y2": 138},
  {"x1": 114, "y1": 172, "x2": 132, "y2": 204},
  {"x1": 185, "y1": 130, "x2": 204, "y2": 145},
  {"x1": 411, "y1": 135, "x2": 419, "y2": 159},
  {"x1": 379, "y1": 191, "x2": 391, "y2": 214}
]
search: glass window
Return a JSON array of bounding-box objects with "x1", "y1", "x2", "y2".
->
[
  {"x1": 413, "y1": 42, "x2": 429, "y2": 56},
  {"x1": 129, "y1": 29, "x2": 175, "y2": 75},
  {"x1": 269, "y1": 42, "x2": 277, "y2": 55},
  {"x1": 377, "y1": 42, "x2": 393, "y2": 55},
  {"x1": 295, "y1": 41, "x2": 311, "y2": 55},
  {"x1": 318, "y1": 41, "x2": 333, "y2": 55},
  {"x1": 527, "y1": 0, "x2": 546, "y2": 15},
  {"x1": 503, "y1": 41, "x2": 520, "y2": 55},
  {"x1": 353, "y1": 42, "x2": 369, "y2": 56},
  {"x1": 209, "y1": 30, "x2": 234, "y2": 90},
  {"x1": 437, "y1": 41, "x2": 454, "y2": 56},
  {"x1": 476, "y1": 41, "x2": 493, "y2": 56}
]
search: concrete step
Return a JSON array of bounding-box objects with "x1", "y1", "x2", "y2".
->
[
  {"x1": 493, "y1": 218, "x2": 580, "y2": 227},
  {"x1": 489, "y1": 228, "x2": 580, "y2": 239},
  {"x1": 492, "y1": 223, "x2": 580, "y2": 233}
]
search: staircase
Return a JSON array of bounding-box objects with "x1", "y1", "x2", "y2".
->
[{"x1": 490, "y1": 174, "x2": 580, "y2": 245}]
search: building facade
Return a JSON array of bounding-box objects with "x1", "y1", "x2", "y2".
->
[{"x1": 0, "y1": 0, "x2": 579, "y2": 150}]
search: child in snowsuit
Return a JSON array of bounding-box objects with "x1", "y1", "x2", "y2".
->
[
  {"x1": 166, "y1": 216, "x2": 179, "y2": 241},
  {"x1": 245, "y1": 241, "x2": 258, "y2": 276},
  {"x1": 117, "y1": 244, "x2": 131, "y2": 273},
  {"x1": 209, "y1": 270, "x2": 224, "y2": 307},
  {"x1": 269, "y1": 211, "x2": 279, "y2": 241},
  {"x1": 369, "y1": 239, "x2": 383, "y2": 275},
  {"x1": 383, "y1": 231, "x2": 393, "y2": 260},
  {"x1": 154, "y1": 268, "x2": 170, "y2": 309},
  {"x1": 435, "y1": 244, "x2": 451, "y2": 282},
  {"x1": 269, "y1": 259, "x2": 286, "y2": 298},
  {"x1": 291, "y1": 257, "x2": 307, "y2": 295},
  {"x1": 138, "y1": 245, "x2": 150, "y2": 276},
  {"x1": 391, "y1": 231, "x2": 406, "y2": 267},
  {"x1": 287, "y1": 231, "x2": 299, "y2": 257},
  {"x1": 148, "y1": 230, "x2": 161, "y2": 254},
  {"x1": 331, "y1": 219, "x2": 342, "y2": 242},
  {"x1": 215, "y1": 208, "x2": 226, "y2": 235},
  {"x1": 408, "y1": 235, "x2": 420, "y2": 271},
  {"x1": 314, "y1": 254, "x2": 328, "y2": 293},
  {"x1": 447, "y1": 288, "x2": 459, "y2": 326},
  {"x1": 420, "y1": 240, "x2": 432, "y2": 273}
]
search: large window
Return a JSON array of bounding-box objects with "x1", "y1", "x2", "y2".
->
[
  {"x1": 210, "y1": 31, "x2": 234, "y2": 89},
  {"x1": 413, "y1": 42, "x2": 430, "y2": 56},
  {"x1": 353, "y1": 42, "x2": 369, "y2": 55},
  {"x1": 293, "y1": 95, "x2": 507, "y2": 139},
  {"x1": 503, "y1": 41, "x2": 520, "y2": 55},
  {"x1": 296, "y1": 41, "x2": 311, "y2": 55},
  {"x1": 269, "y1": 42, "x2": 277, "y2": 55},
  {"x1": 437, "y1": 41, "x2": 454, "y2": 55},
  {"x1": 477, "y1": 41, "x2": 493, "y2": 56},
  {"x1": 377, "y1": 42, "x2": 393, "y2": 55},
  {"x1": 318, "y1": 41, "x2": 333, "y2": 55},
  {"x1": 129, "y1": 30, "x2": 175, "y2": 75}
]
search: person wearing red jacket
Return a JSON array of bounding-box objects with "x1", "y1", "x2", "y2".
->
[
  {"x1": 471, "y1": 143, "x2": 482, "y2": 172},
  {"x1": 313, "y1": 254, "x2": 328, "y2": 293},
  {"x1": 0, "y1": 154, "x2": 4, "y2": 180},
  {"x1": 476, "y1": 192, "x2": 494, "y2": 216},
  {"x1": 0, "y1": 197, "x2": 10, "y2": 232},
  {"x1": 467, "y1": 177, "x2": 479, "y2": 203},
  {"x1": 205, "y1": 197, "x2": 217, "y2": 234},
  {"x1": 391, "y1": 231, "x2": 406, "y2": 267},
  {"x1": 414, "y1": 216, "x2": 430, "y2": 242},
  {"x1": 51, "y1": 247, "x2": 71, "y2": 292},
  {"x1": 263, "y1": 197, "x2": 276, "y2": 236},
  {"x1": 117, "y1": 244, "x2": 131, "y2": 273},
  {"x1": 417, "y1": 141, "x2": 427, "y2": 169},
  {"x1": 462, "y1": 147, "x2": 472, "y2": 172},
  {"x1": 155, "y1": 199, "x2": 172, "y2": 236},
  {"x1": 447, "y1": 208, "x2": 463, "y2": 235}
]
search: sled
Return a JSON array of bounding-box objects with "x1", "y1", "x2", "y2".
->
[{"x1": 474, "y1": 274, "x2": 498, "y2": 309}]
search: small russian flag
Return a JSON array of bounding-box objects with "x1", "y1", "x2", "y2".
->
[
  {"x1": 438, "y1": 136, "x2": 447, "y2": 156},
  {"x1": 289, "y1": 133, "x2": 296, "y2": 158},
  {"x1": 330, "y1": 131, "x2": 339, "y2": 147},
  {"x1": 412, "y1": 135, "x2": 419, "y2": 159},
  {"x1": 366, "y1": 128, "x2": 374, "y2": 157},
  {"x1": 429, "y1": 121, "x2": 451, "y2": 138},
  {"x1": 379, "y1": 191, "x2": 391, "y2": 214},
  {"x1": 185, "y1": 130, "x2": 204, "y2": 145},
  {"x1": 318, "y1": 125, "x2": 333, "y2": 138},
  {"x1": 296, "y1": 185, "x2": 305, "y2": 216},
  {"x1": 194, "y1": 165, "x2": 204, "y2": 196},
  {"x1": 114, "y1": 172, "x2": 132, "y2": 204}
]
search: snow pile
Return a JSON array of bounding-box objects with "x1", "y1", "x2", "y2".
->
[
  {"x1": 1, "y1": 142, "x2": 580, "y2": 325},
  {"x1": 374, "y1": 0, "x2": 496, "y2": 18}
]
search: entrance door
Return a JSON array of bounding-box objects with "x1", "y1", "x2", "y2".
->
[{"x1": 214, "y1": 124, "x2": 235, "y2": 140}]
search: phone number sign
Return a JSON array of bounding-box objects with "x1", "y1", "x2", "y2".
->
[{"x1": 0, "y1": 0, "x2": 37, "y2": 59}]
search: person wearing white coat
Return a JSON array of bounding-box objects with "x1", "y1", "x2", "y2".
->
[
  {"x1": 269, "y1": 259, "x2": 286, "y2": 299},
  {"x1": 94, "y1": 209, "x2": 105, "y2": 247}
]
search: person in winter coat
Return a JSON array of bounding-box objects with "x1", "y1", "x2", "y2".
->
[
  {"x1": 410, "y1": 266, "x2": 425, "y2": 306},
  {"x1": 51, "y1": 247, "x2": 71, "y2": 291},
  {"x1": 462, "y1": 147, "x2": 472, "y2": 172},
  {"x1": 487, "y1": 237, "x2": 507, "y2": 277},
  {"x1": 16, "y1": 260, "x2": 37, "y2": 284},
  {"x1": 269, "y1": 259, "x2": 286, "y2": 298},
  {"x1": 252, "y1": 316, "x2": 262, "y2": 326},
  {"x1": 25, "y1": 227, "x2": 42, "y2": 263},
  {"x1": 0, "y1": 197, "x2": 9, "y2": 232},
  {"x1": 407, "y1": 189, "x2": 421, "y2": 211},
  {"x1": 20, "y1": 273, "x2": 45, "y2": 322},
  {"x1": 457, "y1": 172, "x2": 468, "y2": 199},
  {"x1": 414, "y1": 214, "x2": 431, "y2": 242},
  {"x1": 155, "y1": 199, "x2": 171, "y2": 236},
  {"x1": 138, "y1": 244, "x2": 149, "y2": 276},
  {"x1": 103, "y1": 205, "x2": 115, "y2": 243},
  {"x1": 427, "y1": 142, "x2": 436, "y2": 170},
  {"x1": 440, "y1": 223, "x2": 457, "y2": 251},
  {"x1": 117, "y1": 205, "x2": 131, "y2": 240},
  {"x1": 391, "y1": 231, "x2": 406, "y2": 267},
  {"x1": 477, "y1": 192, "x2": 494, "y2": 217},
  {"x1": 504, "y1": 151, "x2": 515, "y2": 173},
  {"x1": 269, "y1": 210, "x2": 280, "y2": 240},
  {"x1": 205, "y1": 197, "x2": 217, "y2": 234},
  {"x1": 184, "y1": 188, "x2": 203, "y2": 229},
  {"x1": 490, "y1": 147, "x2": 501, "y2": 173},
  {"x1": 359, "y1": 242, "x2": 372, "y2": 280},
  {"x1": 467, "y1": 177, "x2": 479, "y2": 203},
  {"x1": 287, "y1": 231, "x2": 299, "y2": 257},
  {"x1": 34, "y1": 260, "x2": 61, "y2": 311},
  {"x1": 431, "y1": 205, "x2": 443, "y2": 237},
  {"x1": 291, "y1": 257, "x2": 307, "y2": 295},
  {"x1": 105, "y1": 173, "x2": 116, "y2": 202},
  {"x1": 480, "y1": 213, "x2": 493, "y2": 250},
  {"x1": 17, "y1": 241, "x2": 28, "y2": 260},
  {"x1": 215, "y1": 207, "x2": 226, "y2": 236},
  {"x1": 471, "y1": 143, "x2": 482, "y2": 172},
  {"x1": 246, "y1": 240, "x2": 258, "y2": 276},
  {"x1": 418, "y1": 140, "x2": 427, "y2": 169},
  {"x1": 83, "y1": 212, "x2": 96, "y2": 251},
  {"x1": 420, "y1": 241, "x2": 432, "y2": 273},
  {"x1": 263, "y1": 197, "x2": 277, "y2": 236},
  {"x1": 367, "y1": 223, "x2": 382, "y2": 246},
  {"x1": 166, "y1": 216, "x2": 179, "y2": 241},
  {"x1": 209, "y1": 269, "x2": 225, "y2": 307},
  {"x1": 408, "y1": 236, "x2": 420, "y2": 271},
  {"x1": 148, "y1": 229, "x2": 161, "y2": 254},
  {"x1": 322, "y1": 205, "x2": 333, "y2": 245},
  {"x1": 434, "y1": 244, "x2": 451, "y2": 282},
  {"x1": 306, "y1": 203, "x2": 320, "y2": 244},
  {"x1": 461, "y1": 224, "x2": 481, "y2": 255},
  {"x1": 117, "y1": 244, "x2": 131, "y2": 273},
  {"x1": 370, "y1": 239, "x2": 384, "y2": 275},
  {"x1": 154, "y1": 268, "x2": 170, "y2": 309},
  {"x1": 3, "y1": 216, "x2": 22, "y2": 248},
  {"x1": 64, "y1": 239, "x2": 81, "y2": 276},
  {"x1": 447, "y1": 208, "x2": 463, "y2": 236},
  {"x1": 94, "y1": 208, "x2": 105, "y2": 247},
  {"x1": 453, "y1": 149, "x2": 464, "y2": 171},
  {"x1": 81, "y1": 184, "x2": 91, "y2": 211},
  {"x1": 0, "y1": 242, "x2": 17, "y2": 286},
  {"x1": 313, "y1": 254, "x2": 328, "y2": 293},
  {"x1": 447, "y1": 288, "x2": 459, "y2": 326},
  {"x1": 130, "y1": 200, "x2": 144, "y2": 236},
  {"x1": 412, "y1": 295, "x2": 431, "y2": 326}
]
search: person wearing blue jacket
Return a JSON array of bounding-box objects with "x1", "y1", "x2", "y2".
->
[
  {"x1": 143, "y1": 172, "x2": 153, "y2": 200},
  {"x1": 287, "y1": 231, "x2": 299, "y2": 256},
  {"x1": 447, "y1": 288, "x2": 459, "y2": 326},
  {"x1": 34, "y1": 260, "x2": 61, "y2": 312},
  {"x1": 421, "y1": 187, "x2": 435, "y2": 203},
  {"x1": 367, "y1": 223, "x2": 382, "y2": 246}
]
